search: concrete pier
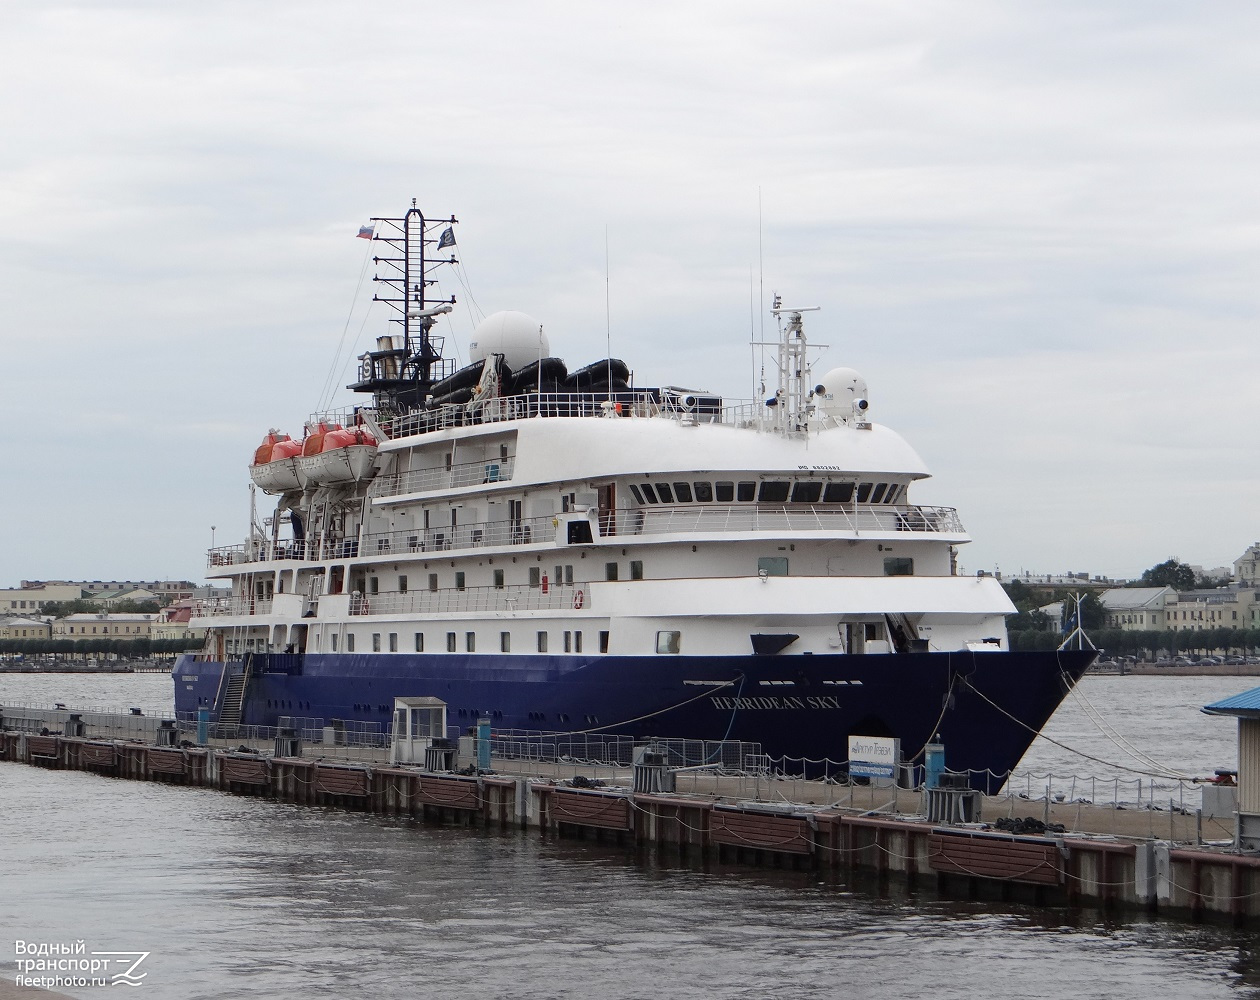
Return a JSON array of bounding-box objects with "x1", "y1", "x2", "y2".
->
[{"x1": 3, "y1": 723, "x2": 1257, "y2": 926}]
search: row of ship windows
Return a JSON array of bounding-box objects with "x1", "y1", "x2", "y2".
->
[
  {"x1": 247, "y1": 701, "x2": 598, "y2": 727},
  {"x1": 356, "y1": 556, "x2": 911, "y2": 595},
  {"x1": 629, "y1": 480, "x2": 904, "y2": 506},
  {"x1": 362, "y1": 562, "x2": 645, "y2": 594},
  {"x1": 314, "y1": 628, "x2": 685, "y2": 655}
]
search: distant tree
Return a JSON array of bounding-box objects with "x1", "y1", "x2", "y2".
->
[
  {"x1": 112, "y1": 600, "x2": 161, "y2": 615},
  {"x1": 1009, "y1": 608, "x2": 1052, "y2": 632},
  {"x1": 1003, "y1": 580, "x2": 1037, "y2": 608},
  {"x1": 1138, "y1": 559, "x2": 1196, "y2": 591},
  {"x1": 40, "y1": 599, "x2": 104, "y2": 618}
]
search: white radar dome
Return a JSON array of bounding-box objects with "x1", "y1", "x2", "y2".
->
[
  {"x1": 468, "y1": 311, "x2": 549, "y2": 371},
  {"x1": 815, "y1": 367, "x2": 871, "y2": 422}
]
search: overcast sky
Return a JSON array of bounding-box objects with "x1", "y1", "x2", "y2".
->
[{"x1": 2, "y1": 1, "x2": 1257, "y2": 586}]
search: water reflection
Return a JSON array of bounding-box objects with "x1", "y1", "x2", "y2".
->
[{"x1": 2, "y1": 763, "x2": 1260, "y2": 999}]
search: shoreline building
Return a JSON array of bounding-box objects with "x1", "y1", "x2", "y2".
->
[
  {"x1": 0, "y1": 617, "x2": 53, "y2": 640},
  {"x1": 21, "y1": 580, "x2": 199, "y2": 602},
  {"x1": 1100, "y1": 587, "x2": 1173, "y2": 630},
  {"x1": 51, "y1": 613, "x2": 157, "y2": 641}
]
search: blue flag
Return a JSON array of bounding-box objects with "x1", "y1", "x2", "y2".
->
[{"x1": 438, "y1": 227, "x2": 456, "y2": 249}]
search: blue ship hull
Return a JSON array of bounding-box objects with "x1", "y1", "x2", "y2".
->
[{"x1": 174, "y1": 648, "x2": 1093, "y2": 790}]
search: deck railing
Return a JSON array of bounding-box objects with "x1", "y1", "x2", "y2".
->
[
  {"x1": 369, "y1": 456, "x2": 516, "y2": 499},
  {"x1": 195, "y1": 596, "x2": 274, "y2": 618},
  {"x1": 206, "y1": 503, "x2": 964, "y2": 573},
  {"x1": 348, "y1": 583, "x2": 590, "y2": 617}
]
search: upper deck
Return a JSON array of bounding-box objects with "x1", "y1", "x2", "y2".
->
[{"x1": 205, "y1": 501, "x2": 965, "y2": 574}]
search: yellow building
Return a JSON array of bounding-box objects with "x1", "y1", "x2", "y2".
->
[
  {"x1": 52, "y1": 613, "x2": 157, "y2": 640},
  {"x1": 0, "y1": 584, "x2": 85, "y2": 614},
  {"x1": 0, "y1": 616, "x2": 52, "y2": 640},
  {"x1": 1101, "y1": 587, "x2": 1172, "y2": 630},
  {"x1": 1165, "y1": 589, "x2": 1258, "y2": 632}
]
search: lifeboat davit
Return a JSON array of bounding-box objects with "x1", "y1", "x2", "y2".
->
[
  {"x1": 249, "y1": 431, "x2": 303, "y2": 494},
  {"x1": 297, "y1": 425, "x2": 379, "y2": 485}
]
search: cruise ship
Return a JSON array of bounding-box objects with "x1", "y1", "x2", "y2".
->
[{"x1": 174, "y1": 203, "x2": 1094, "y2": 787}]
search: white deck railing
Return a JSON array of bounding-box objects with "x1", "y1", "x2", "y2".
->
[
  {"x1": 368, "y1": 456, "x2": 515, "y2": 499},
  {"x1": 347, "y1": 583, "x2": 589, "y2": 617},
  {"x1": 205, "y1": 503, "x2": 964, "y2": 572}
]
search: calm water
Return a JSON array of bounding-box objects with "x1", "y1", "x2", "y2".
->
[{"x1": 2, "y1": 672, "x2": 1259, "y2": 999}]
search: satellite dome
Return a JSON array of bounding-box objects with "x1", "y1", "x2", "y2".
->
[
  {"x1": 468, "y1": 311, "x2": 548, "y2": 371},
  {"x1": 815, "y1": 367, "x2": 870, "y2": 423},
  {"x1": 816, "y1": 367, "x2": 868, "y2": 404}
]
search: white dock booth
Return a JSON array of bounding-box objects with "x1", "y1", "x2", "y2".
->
[
  {"x1": 390, "y1": 696, "x2": 449, "y2": 766},
  {"x1": 1200, "y1": 688, "x2": 1260, "y2": 847}
]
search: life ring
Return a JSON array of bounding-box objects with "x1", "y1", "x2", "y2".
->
[{"x1": 573, "y1": 590, "x2": 585, "y2": 610}]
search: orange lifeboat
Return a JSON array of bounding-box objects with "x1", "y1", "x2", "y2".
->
[
  {"x1": 248, "y1": 430, "x2": 303, "y2": 494},
  {"x1": 298, "y1": 422, "x2": 379, "y2": 485}
]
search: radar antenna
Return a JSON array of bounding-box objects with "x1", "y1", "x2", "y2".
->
[{"x1": 348, "y1": 203, "x2": 459, "y2": 413}]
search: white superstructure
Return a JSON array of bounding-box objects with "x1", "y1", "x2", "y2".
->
[{"x1": 202, "y1": 301, "x2": 1013, "y2": 663}]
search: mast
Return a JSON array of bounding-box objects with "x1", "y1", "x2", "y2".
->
[
  {"x1": 754, "y1": 298, "x2": 823, "y2": 435},
  {"x1": 348, "y1": 200, "x2": 459, "y2": 413}
]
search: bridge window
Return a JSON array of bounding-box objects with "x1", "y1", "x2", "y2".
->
[
  {"x1": 884, "y1": 484, "x2": 902, "y2": 504},
  {"x1": 856, "y1": 482, "x2": 873, "y2": 503},
  {"x1": 870, "y1": 483, "x2": 888, "y2": 504},
  {"x1": 824, "y1": 482, "x2": 854, "y2": 503},
  {"x1": 673, "y1": 482, "x2": 693, "y2": 502},
  {"x1": 639, "y1": 483, "x2": 659, "y2": 504},
  {"x1": 629, "y1": 484, "x2": 645, "y2": 504},
  {"x1": 715, "y1": 481, "x2": 734, "y2": 502},
  {"x1": 737, "y1": 482, "x2": 756, "y2": 501},
  {"x1": 656, "y1": 483, "x2": 675, "y2": 503},
  {"x1": 758, "y1": 481, "x2": 790, "y2": 502},
  {"x1": 791, "y1": 481, "x2": 822, "y2": 503},
  {"x1": 693, "y1": 481, "x2": 713, "y2": 502}
]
